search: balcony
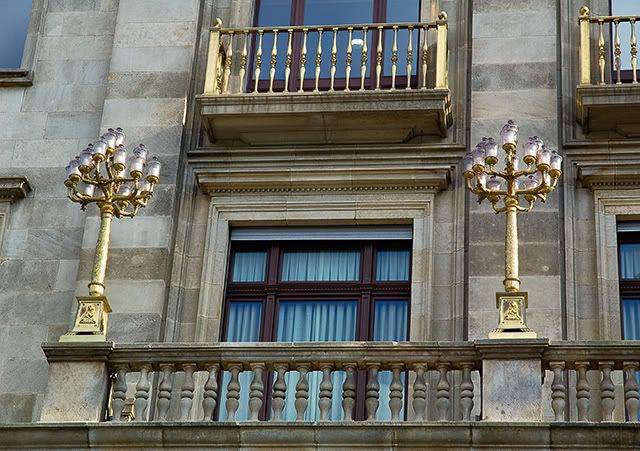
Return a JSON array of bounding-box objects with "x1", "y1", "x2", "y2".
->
[
  {"x1": 195, "y1": 15, "x2": 452, "y2": 146},
  {"x1": 576, "y1": 8, "x2": 640, "y2": 137},
  {"x1": 14, "y1": 340, "x2": 640, "y2": 448}
]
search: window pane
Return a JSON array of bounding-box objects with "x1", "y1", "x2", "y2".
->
[
  {"x1": 256, "y1": 0, "x2": 292, "y2": 26},
  {"x1": 281, "y1": 249, "x2": 360, "y2": 281},
  {"x1": 620, "y1": 243, "x2": 640, "y2": 279},
  {"x1": 612, "y1": 0, "x2": 638, "y2": 71},
  {"x1": 383, "y1": 0, "x2": 420, "y2": 76},
  {"x1": 0, "y1": 0, "x2": 32, "y2": 68},
  {"x1": 232, "y1": 251, "x2": 267, "y2": 282},
  {"x1": 220, "y1": 301, "x2": 262, "y2": 421},
  {"x1": 277, "y1": 300, "x2": 357, "y2": 421},
  {"x1": 374, "y1": 299, "x2": 408, "y2": 421},
  {"x1": 623, "y1": 299, "x2": 640, "y2": 340},
  {"x1": 376, "y1": 249, "x2": 410, "y2": 281},
  {"x1": 255, "y1": 0, "x2": 292, "y2": 81}
]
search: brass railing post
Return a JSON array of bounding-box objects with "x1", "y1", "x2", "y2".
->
[
  {"x1": 204, "y1": 18, "x2": 223, "y2": 95},
  {"x1": 435, "y1": 11, "x2": 448, "y2": 89},
  {"x1": 579, "y1": 7, "x2": 592, "y2": 85}
]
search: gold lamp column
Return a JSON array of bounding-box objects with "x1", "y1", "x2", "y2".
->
[
  {"x1": 60, "y1": 128, "x2": 161, "y2": 342},
  {"x1": 463, "y1": 121, "x2": 562, "y2": 338}
]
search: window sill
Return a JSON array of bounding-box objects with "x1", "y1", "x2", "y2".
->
[
  {"x1": 0, "y1": 177, "x2": 32, "y2": 203},
  {"x1": 0, "y1": 69, "x2": 32, "y2": 87}
]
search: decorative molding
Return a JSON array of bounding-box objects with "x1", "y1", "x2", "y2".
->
[
  {"x1": 0, "y1": 69, "x2": 32, "y2": 87},
  {"x1": 0, "y1": 177, "x2": 32, "y2": 202},
  {"x1": 577, "y1": 162, "x2": 640, "y2": 190}
]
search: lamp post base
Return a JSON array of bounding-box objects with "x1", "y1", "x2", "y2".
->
[
  {"x1": 488, "y1": 291, "x2": 537, "y2": 339},
  {"x1": 59, "y1": 295, "x2": 112, "y2": 342}
]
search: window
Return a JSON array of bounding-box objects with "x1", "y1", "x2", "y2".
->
[
  {"x1": 611, "y1": 0, "x2": 638, "y2": 79},
  {"x1": 252, "y1": 0, "x2": 420, "y2": 91},
  {"x1": 0, "y1": 0, "x2": 32, "y2": 68},
  {"x1": 219, "y1": 227, "x2": 411, "y2": 421},
  {"x1": 618, "y1": 223, "x2": 640, "y2": 340}
]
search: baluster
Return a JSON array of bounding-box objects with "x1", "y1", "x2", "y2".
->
[
  {"x1": 238, "y1": 32, "x2": 248, "y2": 94},
  {"x1": 575, "y1": 361, "x2": 591, "y2": 422},
  {"x1": 134, "y1": 364, "x2": 151, "y2": 422},
  {"x1": 631, "y1": 19, "x2": 638, "y2": 84},
  {"x1": 624, "y1": 362, "x2": 640, "y2": 422},
  {"x1": 365, "y1": 364, "x2": 380, "y2": 420},
  {"x1": 223, "y1": 31, "x2": 233, "y2": 95},
  {"x1": 375, "y1": 26, "x2": 383, "y2": 90},
  {"x1": 406, "y1": 26, "x2": 413, "y2": 89},
  {"x1": 253, "y1": 30, "x2": 263, "y2": 94},
  {"x1": 248, "y1": 363, "x2": 265, "y2": 421},
  {"x1": 330, "y1": 28, "x2": 338, "y2": 91},
  {"x1": 550, "y1": 362, "x2": 566, "y2": 422},
  {"x1": 269, "y1": 30, "x2": 278, "y2": 93},
  {"x1": 436, "y1": 363, "x2": 451, "y2": 422},
  {"x1": 272, "y1": 364, "x2": 287, "y2": 421},
  {"x1": 111, "y1": 365, "x2": 128, "y2": 422},
  {"x1": 360, "y1": 27, "x2": 368, "y2": 91},
  {"x1": 390, "y1": 26, "x2": 398, "y2": 89},
  {"x1": 179, "y1": 363, "x2": 197, "y2": 421},
  {"x1": 314, "y1": 29, "x2": 323, "y2": 93},
  {"x1": 412, "y1": 364, "x2": 427, "y2": 421},
  {"x1": 157, "y1": 364, "x2": 174, "y2": 421},
  {"x1": 202, "y1": 364, "x2": 219, "y2": 421},
  {"x1": 460, "y1": 363, "x2": 474, "y2": 421},
  {"x1": 615, "y1": 20, "x2": 622, "y2": 84},
  {"x1": 299, "y1": 29, "x2": 308, "y2": 92},
  {"x1": 599, "y1": 361, "x2": 615, "y2": 422},
  {"x1": 319, "y1": 364, "x2": 334, "y2": 421},
  {"x1": 342, "y1": 364, "x2": 356, "y2": 421},
  {"x1": 421, "y1": 25, "x2": 429, "y2": 89},
  {"x1": 295, "y1": 364, "x2": 310, "y2": 421},
  {"x1": 225, "y1": 364, "x2": 242, "y2": 421},
  {"x1": 389, "y1": 364, "x2": 403, "y2": 421},
  {"x1": 284, "y1": 29, "x2": 293, "y2": 92},
  {"x1": 345, "y1": 28, "x2": 353, "y2": 91},
  {"x1": 598, "y1": 20, "x2": 606, "y2": 85}
]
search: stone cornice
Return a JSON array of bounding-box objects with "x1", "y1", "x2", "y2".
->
[
  {"x1": 577, "y1": 162, "x2": 640, "y2": 190},
  {"x1": 194, "y1": 166, "x2": 452, "y2": 195},
  {"x1": 42, "y1": 342, "x2": 114, "y2": 362},
  {"x1": 0, "y1": 177, "x2": 32, "y2": 203}
]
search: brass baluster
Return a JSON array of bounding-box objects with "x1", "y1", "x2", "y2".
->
[
  {"x1": 314, "y1": 28, "x2": 323, "y2": 93},
  {"x1": 253, "y1": 30, "x2": 264, "y2": 94},
  {"x1": 406, "y1": 26, "x2": 413, "y2": 89},
  {"x1": 375, "y1": 25, "x2": 383, "y2": 90},
  {"x1": 299, "y1": 29, "x2": 308, "y2": 92},
  {"x1": 598, "y1": 20, "x2": 606, "y2": 85},
  {"x1": 421, "y1": 25, "x2": 429, "y2": 89},
  {"x1": 269, "y1": 29, "x2": 279, "y2": 93},
  {"x1": 391, "y1": 26, "x2": 398, "y2": 89},
  {"x1": 360, "y1": 27, "x2": 368, "y2": 90},
  {"x1": 238, "y1": 31, "x2": 248, "y2": 94},
  {"x1": 222, "y1": 31, "x2": 234, "y2": 95},
  {"x1": 632, "y1": 19, "x2": 638, "y2": 84},
  {"x1": 284, "y1": 29, "x2": 293, "y2": 92},
  {"x1": 615, "y1": 19, "x2": 622, "y2": 84},
  {"x1": 579, "y1": 7, "x2": 591, "y2": 85},
  {"x1": 330, "y1": 27, "x2": 338, "y2": 91},
  {"x1": 345, "y1": 27, "x2": 353, "y2": 91}
]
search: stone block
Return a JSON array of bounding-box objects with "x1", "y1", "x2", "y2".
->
[
  {"x1": 77, "y1": 247, "x2": 168, "y2": 281},
  {"x1": 11, "y1": 140, "x2": 78, "y2": 168},
  {"x1": 54, "y1": 259, "x2": 80, "y2": 292},
  {"x1": 0, "y1": 88, "x2": 25, "y2": 113},
  {"x1": 0, "y1": 358, "x2": 49, "y2": 393},
  {"x1": 45, "y1": 112, "x2": 101, "y2": 140},
  {"x1": 0, "y1": 326, "x2": 48, "y2": 359},
  {"x1": 0, "y1": 113, "x2": 47, "y2": 140},
  {"x1": 48, "y1": 0, "x2": 100, "y2": 12},
  {"x1": 482, "y1": 359, "x2": 543, "y2": 421},
  {"x1": 473, "y1": 11, "x2": 556, "y2": 38},
  {"x1": 472, "y1": 89, "x2": 557, "y2": 120},
  {"x1": 117, "y1": 0, "x2": 198, "y2": 23},
  {"x1": 0, "y1": 259, "x2": 59, "y2": 293},
  {"x1": 40, "y1": 361, "x2": 109, "y2": 422},
  {"x1": 104, "y1": 279, "x2": 166, "y2": 314},
  {"x1": 113, "y1": 22, "x2": 196, "y2": 48},
  {"x1": 24, "y1": 227, "x2": 84, "y2": 259},
  {"x1": 472, "y1": 62, "x2": 556, "y2": 91},
  {"x1": 110, "y1": 46, "x2": 194, "y2": 72},
  {"x1": 36, "y1": 59, "x2": 110, "y2": 85},
  {"x1": 472, "y1": 0, "x2": 555, "y2": 14},
  {"x1": 107, "y1": 71, "x2": 190, "y2": 99},
  {"x1": 82, "y1": 215, "x2": 172, "y2": 249},
  {"x1": 101, "y1": 98, "x2": 186, "y2": 127},
  {"x1": 62, "y1": 11, "x2": 116, "y2": 36},
  {"x1": 37, "y1": 36, "x2": 113, "y2": 61},
  {"x1": 107, "y1": 312, "x2": 162, "y2": 342},
  {"x1": 473, "y1": 36, "x2": 556, "y2": 64},
  {"x1": 0, "y1": 393, "x2": 37, "y2": 423},
  {"x1": 22, "y1": 83, "x2": 107, "y2": 113}
]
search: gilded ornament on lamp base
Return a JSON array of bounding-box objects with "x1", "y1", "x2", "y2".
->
[{"x1": 487, "y1": 291, "x2": 537, "y2": 339}]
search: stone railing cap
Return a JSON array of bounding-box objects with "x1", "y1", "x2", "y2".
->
[{"x1": 42, "y1": 342, "x2": 114, "y2": 362}]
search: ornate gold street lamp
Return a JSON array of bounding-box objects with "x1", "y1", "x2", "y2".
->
[
  {"x1": 59, "y1": 128, "x2": 161, "y2": 342},
  {"x1": 463, "y1": 121, "x2": 562, "y2": 338}
]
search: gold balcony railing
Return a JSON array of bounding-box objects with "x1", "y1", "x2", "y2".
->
[
  {"x1": 203, "y1": 14, "x2": 449, "y2": 96},
  {"x1": 579, "y1": 6, "x2": 640, "y2": 85}
]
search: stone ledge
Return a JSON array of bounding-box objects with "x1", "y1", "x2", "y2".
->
[
  {"x1": 0, "y1": 177, "x2": 32, "y2": 203},
  {"x1": 42, "y1": 342, "x2": 114, "y2": 362},
  {"x1": 0, "y1": 69, "x2": 33, "y2": 87},
  {"x1": 0, "y1": 423, "x2": 638, "y2": 449},
  {"x1": 576, "y1": 84, "x2": 640, "y2": 136},
  {"x1": 577, "y1": 162, "x2": 640, "y2": 190}
]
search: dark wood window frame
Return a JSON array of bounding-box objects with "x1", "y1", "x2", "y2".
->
[
  {"x1": 220, "y1": 239, "x2": 412, "y2": 421},
  {"x1": 250, "y1": 0, "x2": 421, "y2": 92}
]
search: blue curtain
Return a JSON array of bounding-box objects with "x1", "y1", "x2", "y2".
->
[
  {"x1": 232, "y1": 251, "x2": 267, "y2": 282},
  {"x1": 219, "y1": 302, "x2": 262, "y2": 421},
  {"x1": 374, "y1": 300, "x2": 408, "y2": 420},
  {"x1": 623, "y1": 300, "x2": 640, "y2": 340},
  {"x1": 277, "y1": 300, "x2": 357, "y2": 421},
  {"x1": 376, "y1": 249, "x2": 410, "y2": 281},
  {"x1": 620, "y1": 244, "x2": 640, "y2": 279},
  {"x1": 282, "y1": 249, "x2": 360, "y2": 281}
]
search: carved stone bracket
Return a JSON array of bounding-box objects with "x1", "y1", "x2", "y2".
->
[
  {"x1": 578, "y1": 162, "x2": 640, "y2": 190},
  {"x1": 0, "y1": 177, "x2": 32, "y2": 203}
]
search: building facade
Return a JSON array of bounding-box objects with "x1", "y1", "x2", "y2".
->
[{"x1": 0, "y1": 0, "x2": 640, "y2": 448}]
